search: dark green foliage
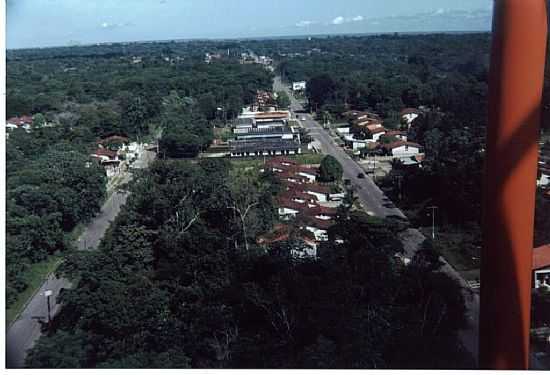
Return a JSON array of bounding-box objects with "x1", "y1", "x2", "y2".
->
[
  {"x1": 6, "y1": 143, "x2": 106, "y2": 306},
  {"x1": 319, "y1": 155, "x2": 343, "y2": 182},
  {"x1": 26, "y1": 160, "x2": 469, "y2": 369},
  {"x1": 275, "y1": 91, "x2": 291, "y2": 109}
]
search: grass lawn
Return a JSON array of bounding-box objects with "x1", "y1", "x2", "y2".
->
[
  {"x1": 230, "y1": 158, "x2": 264, "y2": 170},
  {"x1": 287, "y1": 153, "x2": 324, "y2": 165},
  {"x1": 230, "y1": 152, "x2": 324, "y2": 169},
  {"x1": 213, "y1": 127, "x2": 233, "y2": 142},
  {"x1": 6, "y1": 256, "x2": 63, "y2": 326},
  {"x1": 420, "y1": 226, "x2": 481, "y2": 272}
]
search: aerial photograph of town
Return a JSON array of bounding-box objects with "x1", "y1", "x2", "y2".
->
[{"x1": 3, "y1": 0, "x2": 550, "y2": 371}]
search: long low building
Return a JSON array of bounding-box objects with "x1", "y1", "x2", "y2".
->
[
  {"x1": 229, "y1": 139, "x2": 302, "y2": 157},
  {"x1": 234, "y1": 126, "x2": 297, "y2": 141}
]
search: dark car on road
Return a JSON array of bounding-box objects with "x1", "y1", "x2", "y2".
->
[{"x1": 357, "y1": 173, "x2": 365, "y2": 179}]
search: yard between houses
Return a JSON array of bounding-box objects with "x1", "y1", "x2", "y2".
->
[{"x1": 419, "y1": 226, "x2": 481, "y2": 282}]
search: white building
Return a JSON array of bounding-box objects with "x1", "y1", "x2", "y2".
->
[
  {"x1": 384, "y1": 141, "x2": 423, "y2": 159},
  {"x1": 400, "y1": 108, "x2": 422, "y2": 128},
  {"x1": 538, "y1": 173, "x2": 550, "y2": 187},
  {"x1": 292, "y1": 81, "x2": 307, "y2": 91}
]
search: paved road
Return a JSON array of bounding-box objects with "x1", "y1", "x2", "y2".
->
[
  {"x1": 275, "y1": 76, "x2": 404, "y2": 219},
  {"x1": 6, "y1": 150, "x2": 156, "y2": 368},
  {"x1": 274, "y1": 75, "x2": 480, "y2": 365}
]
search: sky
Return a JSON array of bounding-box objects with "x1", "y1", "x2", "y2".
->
[{"x1": 6, "y1": 0, "x2": 494, "y2": 49}]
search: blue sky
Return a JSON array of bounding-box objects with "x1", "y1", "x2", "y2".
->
[{"x1": 7, "y1": 0, "x2": 493, "y2": 49}]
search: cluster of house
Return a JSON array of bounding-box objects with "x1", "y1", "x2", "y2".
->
[
  {"x1": 257, "y1": 157, "x2": 344, "y2": 258},
  {"x1": 6, "y1": 115, "x2": 33, "y2": 135},
  {"x1": 90, "y1": 135, "x2": 142, "y2": 177},
  {"x1": 204, "y1": 52, "x2": 224, "y2": 64},
  {"x1": 239, "y1": 52, "x2": 274, "y2": 71},
  {"x1": 335, "y1": 109, "x2": 424, "y2": 165}
]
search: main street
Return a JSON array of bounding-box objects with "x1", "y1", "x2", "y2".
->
[
  {"x1": 274, "y1": 75, "x2": 479, "y2": 364},
  {"x1": 6, "y1": 149, "x2": 156, "y2": 368},
  {"x1": 274, "y1": 76, "x2": 404, "y2": 219}
]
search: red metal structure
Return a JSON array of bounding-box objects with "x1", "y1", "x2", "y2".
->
[{"x1": 481, "y1": 0, "x2": 548, "y2": 369}]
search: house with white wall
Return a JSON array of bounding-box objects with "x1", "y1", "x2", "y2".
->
[
  {"x1": 534, "y1": 244, "x2": 550, "y2": 289},
  {"x1": 400, "y1": 108, "x2": 422, "y2": 128},
  {"x1": 384, "y1": 141, "x2": 423, "y2": 159}
]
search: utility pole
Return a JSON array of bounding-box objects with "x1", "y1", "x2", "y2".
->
[
  {"x1": 427, "y1": 206, "x2": 438, "y2": 239},
  {"x1": 395, "y1": 174, "x2": 403, "y2": 201}
]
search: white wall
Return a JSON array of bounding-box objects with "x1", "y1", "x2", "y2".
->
[
  {"x1": 298, "y1": 172, "x2": 316, "y2": 183},
  {"x1": 306, "y1": 191, "x2": 327, "y2": 202},
  {"x1": 537, "y1": 173, "x2": 550, "y2": 187},
  {"x1": 305, "y1": 226, "x2": 328, "y2": 241},
  {"x1": 392, "y1": 145, "x2": 420, "y2": 158},
  {"x1": 292, "y1": 81, "x2": 306, "y2": 91}
]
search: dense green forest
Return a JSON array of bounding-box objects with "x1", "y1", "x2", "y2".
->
[
  {"x1": 7, "y1": 46, "x2": 272, "y2": 143},
  {"x1": 26, "y1": 159, "x2": 471, "y2": 369},
  {"x1": 6, "y1": 130, "x2": 106, "y2": 306},
  {"x1": 6, "y1": 42, "x2": 273, "y2": 309}
]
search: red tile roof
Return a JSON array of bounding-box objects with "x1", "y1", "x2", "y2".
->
[
  {"x1": 383, "y1": 141, "x2": 422, "y2": 150},
  {"x1": 370, "y1": 127, "x2": 387, "y2": 134},
  {"x1": 91, "y1": 148, "x2": 118, "y2": 159},
  {"x1": 7, "y1": 115, "x2": 33, "y2": 126},
  {"x1": 298, "y1": 214, "x2": 335, "y2": 230},
  {"x1": 266, "y1": 156, "x2": 297, "y2": 166},
  {"x1": 276, "y1": 196, "x2": 310, "y2": 212},
  {"x1": 307, "y1": 205, "x2": 338, "y2": 216},
  {"x1": 400, "y1": 108, "x2": 421, "y2": 116},
  {"x1": 385, "y1": 130, "x2": 406, "y2": 137},
  {"x1": 304, "y1": 184, "x2": 331, "y2": 194},
  {"x1": 533, "y1": 244, "x2": 550, "y2": 270}
]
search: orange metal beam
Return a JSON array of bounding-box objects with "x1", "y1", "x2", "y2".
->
[{"x1": 481, "y1": 0, "x2": 548, "y2": 369}]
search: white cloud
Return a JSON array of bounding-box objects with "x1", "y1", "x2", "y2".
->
[
  {"x1": 296, "y1": 20, "x2": 315, "y2": 27},
  {"x1": 332, "y1": 16, "x2": 345, "y2": 25},
  {"x1": 352, "y1": 15, "x2": 364, "y2": 22},
  {"x1": 100, "y1": 21, "x2": 133, "y2": 29}
]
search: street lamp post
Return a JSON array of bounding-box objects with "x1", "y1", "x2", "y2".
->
[
  {"x1": 427, "y1": 206, "x2": 438, "y2": 239},
  {"x1": 44, "y1": 290, "x2": 53, "y2": 325}
]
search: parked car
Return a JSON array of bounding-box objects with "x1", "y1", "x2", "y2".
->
[{"x1": 357, "y1": 173, "x2": 365, "y2": 179}]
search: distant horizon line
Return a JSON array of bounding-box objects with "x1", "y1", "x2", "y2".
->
[{"x1": 7, "y1": 29, "x2": 491, "y2": 51}]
